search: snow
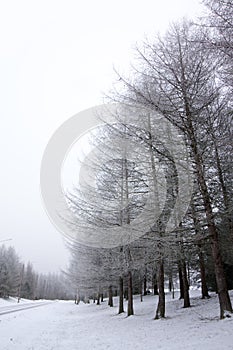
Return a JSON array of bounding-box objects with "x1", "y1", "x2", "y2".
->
[
  {"x1": 1, "y1": 291, "x2": 233, "y2": 350},
  {"x1": 0, "y1": 297, "x2": 46, "y2": 306}
]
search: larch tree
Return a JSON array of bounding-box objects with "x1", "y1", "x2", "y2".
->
[{"x1": 109, "y1": 20, "x2": 232, "y2": 318}]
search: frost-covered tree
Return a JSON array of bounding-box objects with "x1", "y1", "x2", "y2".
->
[
  {"x1": 0, "y1": 245, "x2": 20, "y2": 298},
  {"x1": 109, "y1": 20, "x2": 232, "y2": 318}
]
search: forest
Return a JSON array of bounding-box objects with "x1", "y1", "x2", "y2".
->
[
  {"x1": 0, "y1": 0, "x2": 232, "y2": 322},
  {"x1": 0, "y1": 245, "x2": 72, "y2": 300},
  {"x1": 64, "y1": 0, "x2": 233, "y2": 320}
]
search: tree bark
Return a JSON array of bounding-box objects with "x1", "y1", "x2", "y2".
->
[
  {"x1": 127, "y1": 271, "x2": 134, "y2": 316},
  {"x1": 118, "y1": 276, "x2": 124, "y2": 314},
  {"x1": 96, "y1": 292, "x2": 100, "y2": 305},
  {"x1": 189, "y1": 124, "x2": 232, "y2": 318},
  {"x1": 140, "y1": 279, "x2": 143, "y2": 302},
  {"x1": 191, "y1": 199, "x2": 210, "y2": 299},
  {"x1": 168, "y1": 271, "x2": 172, "y2": 293},
  {"x1": 124, "y1": 288, "x2": 128, "y2": 300},
  {"x1": 178, "y1": 263, "x2": 184, "y2": 299},
  {"x1": 143, "y1": 274, "x2": 147, "y2": 296},
  {"x1": 198, "y1": 245, "x2": 210, "y2": 299},
  {"x1": 155, "y1": 260, "x2": 165, "y2": 319},
  {"x1": 181, "y1": 259, "x2": 190, "y2": 308},
  {"x1": 212, "y1": 130, "x2": 233, "y2": 240},
  {"x1": 153, "y1": 273, "x2": 159, "y2": 295},
  {"x1": 108, "y1": 285, "x2": 113, "y2": 307}
]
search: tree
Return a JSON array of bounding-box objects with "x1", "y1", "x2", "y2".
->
[
  {"x1": 0, "y1": 245, "x2": 20, "y2": 298},
  {"x1": 110, "y1": 20, "x2": 232, "y2": 318},
  {"x1": 202, "y1": 0, "x2": 233, "y2": 91}
]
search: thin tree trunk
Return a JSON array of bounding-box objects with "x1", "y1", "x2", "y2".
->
[
  {"x1": 96, "y1": 292, "x2": 100, "y2": 305},
  {"x1": 191, "y1": 199, "x2": 210, "y2": 299},
  {"x1": 172, "y1": 283, "x2": 175, "y2": 299},
  {"x1": 178, "y1": 263, "x2": 184, "y2": 299},
  {"x1": 127, "y1": 271, "x2": 134, "y2": 316},
  {"x1": 17, "y1": 264, "x2": 24, "y2": 303},
  {"x1": 108, "y1": 285, "x2": 113, "y2": 307},
  {"x1": 187, "y1": 113, "x2": 232, "y2": 318},
  {"x1": 124, "y1": 288, "x2": 128, "y2": 300},
  {"x1": 140, "y1": 279, "x2": 143, "y2": 302},
  {"x1": 169, "y1": 271, "x2": 172, "y2": 293},
  {"x1": 153, "y1": 273, "x2": 159, "y2": 295},
  {"x1": 118, "y1": 276, "x2": 124, "y2": 314},
  {"x1": 212, "y1": 131, "x2": 233, "y2": 239},
  {"x1": 155, "y1": 260, "x2": 165, "y2": 319},
  {"x1": 143, "y1": 274, "x2": 147, "y2": 296},
  {"x1": 198, "y1": 245, "x2": 210, "y2": 299},
  {"x1": 181, "y1": 259, "x2": 190, "y2": 308}
]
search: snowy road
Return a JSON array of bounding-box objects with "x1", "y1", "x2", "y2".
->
[
  {"x1": 1, "y1": 292, "x2": 233, "y2": 350},
  {"x1": 0, "y1": 301, "x2": 55, "y2": 316}
]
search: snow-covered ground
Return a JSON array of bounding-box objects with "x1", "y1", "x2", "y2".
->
[
  {"x1": 0, "y1": 297, "x2": 35, "y2": 306},
  {"x1": 1, "y1": 291, "x2": 233, "y2": 350}
]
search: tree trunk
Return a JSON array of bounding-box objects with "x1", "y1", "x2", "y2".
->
[
  {"x1": 172, "y1": 283, "x2": 175, "y2": 299},
  {"x1": 97, "y1": 293, "x2": 100, "y2": 305},
  {"x1": 198, "y1": 245, "x2": 210, "y2": 299},
  {"x1": 178, "y1": 263, "x2": 184, "y2": 299},
  {"x1": 191, "y1": 199, "x2": 210, "y2": 299},
  {"x1": 124, "y1": 288, "x2": 128, "y2": 300},
  {"x1": 153, "y1": 272, "x2": 159, "y2": 295},
  {"x1": 118, "y1": 276, "x2": 124, "y2": 314},
  {"x1": 127, "y1": 271, "x2": 134, "y2": 316},
  {"x1": 181, "y1": 259, "x2": 190, "y2": 308},
  {"x1": 143, "y1": 274, "x2": 147, "y2": 295},
  {"x1": 155, "y1": 260, "x2": 165, "y2": 319},
  {"x1": 100, "y1": 293, "x2": 104, "y2": 302},
  {"x1": 188, "y1": 116, "x2": 232, "y2": 318},
  {"x1": 213, "y1": 132, "x2": 233, "y2": 240},
  {"x1": 108, "y1": 285, "x2": 113, "y2": 307},
  {"x1": 168, "y1": 271, "x2": 172, "y2": 293},
  {"x1": 140, "y1": 279, "x2": 143, "y2": 302}
]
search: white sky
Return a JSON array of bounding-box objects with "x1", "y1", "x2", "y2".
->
[{"x1": 0, "y1": 0, "x2": 204, "y2": 273}]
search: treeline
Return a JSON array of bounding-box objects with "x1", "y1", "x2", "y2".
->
[
  {"x1": 0, "y1": 245, "x2": 73, "y2": 300},
  {"x1": 65, "y1": 0, "x2": 233, "y2": 319}
]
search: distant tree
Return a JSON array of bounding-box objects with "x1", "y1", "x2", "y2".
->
[{"x1": 0, "y1": 245, "x2": 20, "y2": 298}]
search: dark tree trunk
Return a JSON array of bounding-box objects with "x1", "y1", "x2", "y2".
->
[
  {"x1": 108, "y1": 285, "x2": 113, "y2": 307},
  {"x1": 213, "y1": 133, "x2": 233, "y2": 240},
  {"x1": 127, "y1": 271, "x2": 134, "y2": 316},
  {"x1": 155, "y1": 260, "x2": 165, "y2": 319},
  {"x1": 178, "y1": 263, "x2": 184, "y2": 299},
  {"x1": 211, "y1": 236, "x2": 232, "y2": 318},
  {"x1": 191, "y1": 200, "x2": 210, "y2": 299},
  {"x1": 97, "y1": 293, "x2": 100, "y2": 305},
  {"x1": 118, "y1": 276, "x2": 124, "y2": 314},
  {"x1": 172, "y1": 283, "x2": 175, "y2": 299},
  {"x1": 100, "y1": 293, "x2": 104, "y2": 302},
  {"x1": 143, "y1": 274, "x2": 147, "y2": 296},
  {"x1": 198, "y1": 245, "x2": 210, "y2": 299},
  {"x1": 140, "y1": 279, "x2": 143, "y2": 302},
  {"x1": 153, "y1": 272, "x2": 159, "y2": 295},
  {"x1": 181, "y1": 260, "x2": 190, "y2": 308},
  {"x1": 188, "y1": 117, "x2": 232, "y2": 318},
  {"x1": 168, "y1": 272, "x2": 172, "y2": 293},
  {"x1": 124, "y1": 288, "x2": 128, "y2": 300}
]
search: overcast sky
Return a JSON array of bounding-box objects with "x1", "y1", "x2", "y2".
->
[{"x1": 0, "y1": 0, "x2": 204, "y2": 273}]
